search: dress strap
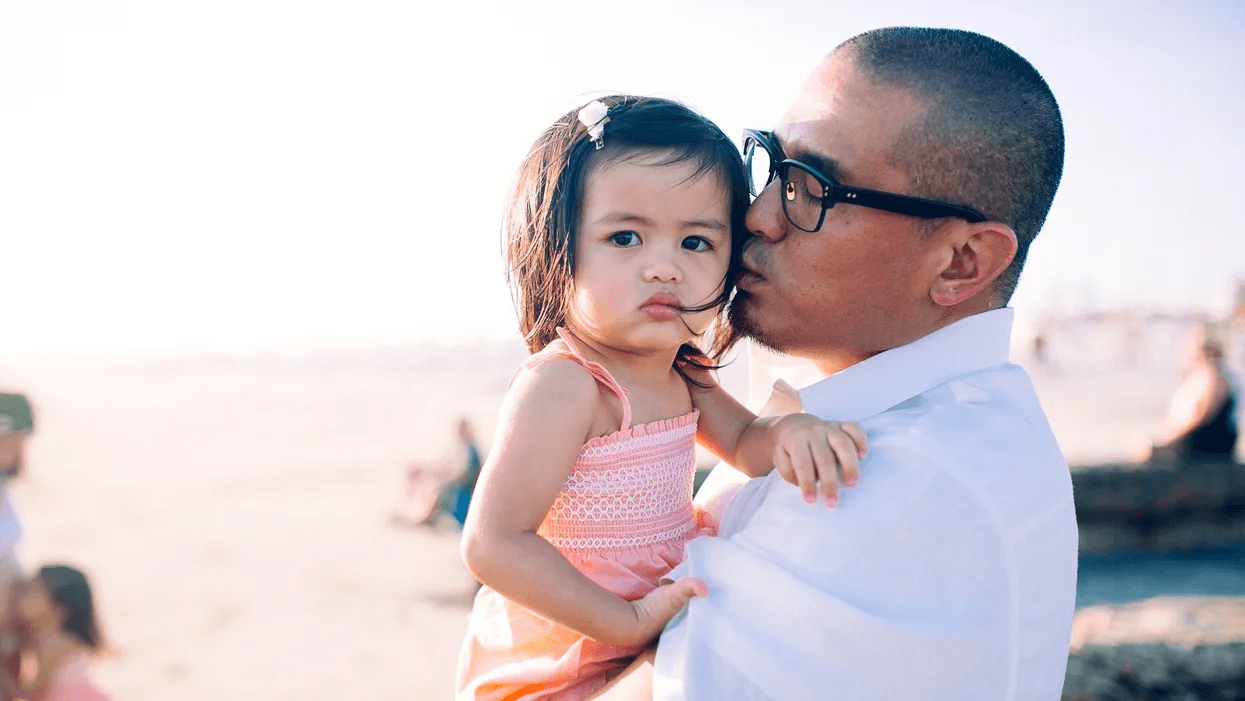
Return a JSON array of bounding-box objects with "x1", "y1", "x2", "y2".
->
[{"x1": 521, "y1": 328, "x2": 632, "y2": 432}]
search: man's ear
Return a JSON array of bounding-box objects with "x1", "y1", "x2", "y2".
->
[{"x1": 929, "y1": 221, "x2": 1018, "y2": 307}]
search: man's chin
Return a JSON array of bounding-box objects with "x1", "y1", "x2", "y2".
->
[{"x1": 728, "y1": 294, "x2": 788, "y2": 356}]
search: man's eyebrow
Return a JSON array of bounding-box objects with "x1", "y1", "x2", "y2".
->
[{"x1": 774, "y1": 133, "x2": 847, "y2": 182}]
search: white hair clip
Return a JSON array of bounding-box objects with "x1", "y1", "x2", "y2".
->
[{"x1": 577, "y1": 100, "x2": 611, "y2": 150}]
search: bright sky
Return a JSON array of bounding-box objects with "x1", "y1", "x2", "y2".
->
[{"x1": 1, "y1": 0, "x2": 1243, "y2": 355}]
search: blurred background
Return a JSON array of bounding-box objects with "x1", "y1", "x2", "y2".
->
[{"x1": 1, "y1": 0, "x2": 1243, "y2": 698}]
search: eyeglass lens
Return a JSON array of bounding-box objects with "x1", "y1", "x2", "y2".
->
[
  {"x1": 744, "y1": 138, "x2": 774, "y2": 198},
  {"x1": 780, "y1": 165, "x2": 827, "y2": 232},
  {"x1": 745, "y1": 135, "x2": 826, "y2": 232}
]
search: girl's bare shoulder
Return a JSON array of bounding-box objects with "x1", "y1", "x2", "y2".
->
[{"x1": 511, "y1": 339, "x2": 603, "y2": 410}]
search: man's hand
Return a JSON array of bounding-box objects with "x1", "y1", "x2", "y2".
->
[{"x1": 770, "y1": 413, "x2": 867, "y2": 507}]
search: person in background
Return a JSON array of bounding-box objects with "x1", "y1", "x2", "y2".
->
[
  {"x1": 1150, "y1": 330, "x2": 1240, "y2": 461},
  {"x1": 427, "y1": 418, "x2": 485, "y2": 528},
  {"x1": 1, "y1": 565, "x2": 109, "y2": 701},
  {"x1": 392, "y1": 418, "x2": 486, "y2": 529},
  {"x1": 0, "y1": 394, "x2": 32, "y2": 687},
  {"x1": 0, "y1": 394, "x2": 31, "y2": 559}
]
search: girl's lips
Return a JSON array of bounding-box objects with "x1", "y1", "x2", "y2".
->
[
  {"x1": 642, "y1": 304, "x2": 680, "y2": 321},
  {"x1": 641, "y1": 292, "x2": 681, "y2": 320}
]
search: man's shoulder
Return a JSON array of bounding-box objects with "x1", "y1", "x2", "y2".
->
[
  {"x1": 869, "y1": 362, "x2": 1056, "y2": 455},
  {"x1": 860, "y1": 362, "x2": 1072, "y2": 532}
]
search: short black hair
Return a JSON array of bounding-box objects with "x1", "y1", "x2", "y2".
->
[
  {"x1": 839, "y1": 27, "x2": 1064, "y2": 304},
  {"x1": 0, "y1": 394, "x2": 33, "y2": 434}
]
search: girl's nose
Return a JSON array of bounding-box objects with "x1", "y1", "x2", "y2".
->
[{"x1": 643, "y1": 252, "x2": 682, "y2": 283}]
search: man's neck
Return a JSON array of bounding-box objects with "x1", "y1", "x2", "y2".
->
[
  {"x1": 809, "y1": 304, "x2": 1004, "y2": 377},
  {"x1": 812, "y1": 349, "x2": 877, "y2": 377}
]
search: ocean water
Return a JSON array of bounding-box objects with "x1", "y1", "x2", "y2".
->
[{"x1": 1077, "y1": 543, "x2": 1245, "y2": 607}]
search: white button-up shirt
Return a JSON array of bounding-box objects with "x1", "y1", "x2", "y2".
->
[{"x1": 655, "y1": 308, "x2": 1078, "y2": 701}]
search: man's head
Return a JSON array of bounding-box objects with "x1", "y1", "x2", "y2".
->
[
  {"x1": 731, "y1": 27, "x2": 1063, "y2": 374},
  {"x1": 0, "y1": 394, "x2": 33, "y2": 477}
]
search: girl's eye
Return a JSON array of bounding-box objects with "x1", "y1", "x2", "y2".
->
[
  {"x1": 681, "y1": 236, "x2": 713, "y2": 252},
  {"x1": 608, "y1": 231, "x2": 640, "y2": 247}
]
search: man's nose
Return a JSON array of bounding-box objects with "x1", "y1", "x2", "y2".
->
[{"x1": 744, "y1": 181, "x2": 789, "y2": 243}]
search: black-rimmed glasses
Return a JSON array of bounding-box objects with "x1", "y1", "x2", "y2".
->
[{"x1": 742, "y1": 129, "x2": 986, "y2": 232}]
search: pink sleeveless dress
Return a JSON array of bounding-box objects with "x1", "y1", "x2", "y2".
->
[
  {"x1": 46, "y1": 654, "x2": 109, "y2": 701},
  {"x1": 456, "y1": 331, "x2": 715, "y2": 701}
]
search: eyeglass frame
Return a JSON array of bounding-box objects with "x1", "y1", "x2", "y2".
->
[{"x1": 742, "y1": 129, "x2": 986, "y2": 232}]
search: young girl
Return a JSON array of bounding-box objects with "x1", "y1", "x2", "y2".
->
[
  {"x1": 9, "y1": 565, "x2": 109, "y2": 701},
  {"x1": 456, "y1": 96, "x2": 867, "y2": 700}
]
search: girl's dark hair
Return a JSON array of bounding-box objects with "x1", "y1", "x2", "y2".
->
[
  {"x1": 505, "y1": 95, "x2": 750, "y2": 380},
  {"x1": 37, "y1": 565, "x2": 102, "y2": 650}
]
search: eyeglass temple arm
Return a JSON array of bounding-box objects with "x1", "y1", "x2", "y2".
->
[{"x1": 834, "y1": 187, "x2": 986, "y2": 223}]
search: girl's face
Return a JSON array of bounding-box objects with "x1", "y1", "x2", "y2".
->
[
  {"x1": 18, "y1": 577, "x2": 60, "y2": 632},
  {"x1": 569, "y1": 152, "x2": 732, "y2": 355}
]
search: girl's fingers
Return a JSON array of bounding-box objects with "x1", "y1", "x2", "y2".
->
[
  {"x1": 827, "y1": 429, "x2": 862, "y2": 489},
  {"x1": 678, "y1": 576, "x2": 709, "y2": 598},
  {"x1": 635, "y1": 578, "x2": 707, "y2": 632},
  {"x1": 840, "y1": 421, "x2": 868, "y2": 458},
  {"x1": 785, "y1": 444, "x2": 819, "y2": 504},
  {"x1": 807, "y1": 436, "x2": 840, "y2": 507},
  {"x1": 774, "y1": 450, "x2": 795, "y2": 491},
  {"x1": 776, "y1": 446, "x2": 814, "y2": 504}
]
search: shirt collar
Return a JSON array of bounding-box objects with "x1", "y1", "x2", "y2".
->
[{"x1": 798, "y1": 307, "x2": 1014, "y2": 422}]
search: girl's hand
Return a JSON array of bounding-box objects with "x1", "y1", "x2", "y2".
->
[
  {"x1": 771, "y1": 414, "x2": 868, "y2": 506},
  {"x1": 615, "y1": 578, "x2": 707, "y2": 647}
]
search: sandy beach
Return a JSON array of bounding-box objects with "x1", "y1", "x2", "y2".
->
[
  {"x1": 0, "y1": 314, "x2": 1229, "y2": 699},
  {"x1": 1, "y1": 347, "x2": 528, "y2": 700}
]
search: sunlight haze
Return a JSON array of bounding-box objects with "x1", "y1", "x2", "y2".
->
[{"x1": 2, "y1": 0, "x2": 1242, "y2": 355}]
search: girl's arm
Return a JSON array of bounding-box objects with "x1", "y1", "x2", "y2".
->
[
  {"x1": 690, "y1": 371, "x2": 867, "y2": 506},
  {"x1": 10, "y1": 639, "x2": 57, "y2": 701},
  {"x1": 460, "y1": 358, "x2": 702, "y2": 647}
]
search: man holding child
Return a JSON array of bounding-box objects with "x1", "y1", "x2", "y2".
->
[{"x1": 598, "y1": 26, "x2": 1078, "y2": 700}]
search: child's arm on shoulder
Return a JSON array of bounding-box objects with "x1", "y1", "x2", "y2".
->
[
  {"x1": 460, "y1": 357, "x2": 702, "y2": 647},
  {"x1": 689, "y1": 369, "x2": 867, "y2": 506}
]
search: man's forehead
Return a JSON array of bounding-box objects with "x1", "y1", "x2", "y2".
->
[
  {"x1": 779, "y1": 55, "x2": 851, "y2": 126},
  {"x1": 773, "y1": 54, "x2": 925, "y2": 177}
]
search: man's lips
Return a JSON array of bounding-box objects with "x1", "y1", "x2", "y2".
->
[
  {"x1": 736, "y1": 264, "x2": 765, "y2": 290},
  {"x1": 641, "y1": 292, "x2": 681, "y2": 320}
]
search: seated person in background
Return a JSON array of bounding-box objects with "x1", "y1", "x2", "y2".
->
[
  {"x1": 1150, "y1": 335, "x2": 1240, "y2": 461},
  {"x1": 392, "y1": 418, "x2": 484, "y2": 528}
]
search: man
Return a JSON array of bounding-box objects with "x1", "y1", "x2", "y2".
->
[
  {"x1": 595, "y1": 27, "x2": 1077, "y2": 701},
  {"x1": 0, "y1": 394, "x2": 30, "y2": 560},
  {"x1": 0, "y1": 393, "x2": 31, "y2": 683}
]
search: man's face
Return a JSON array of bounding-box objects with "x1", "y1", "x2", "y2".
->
[
  {"x1": 0, "y1": 433, "x2": 23, "y2": 473},
  {"x1": 731, "y1": 53, "x2": 945, "y2": 373}
]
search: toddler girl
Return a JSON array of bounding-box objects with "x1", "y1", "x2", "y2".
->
[{"x1": 456, "y1": 96, "x2": 866, "y2": 700}]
